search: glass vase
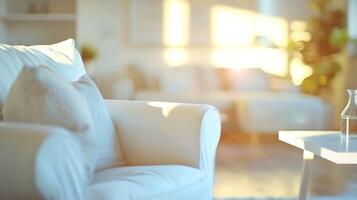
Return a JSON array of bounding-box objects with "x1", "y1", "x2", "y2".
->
[{"x1": 341, "y1": 89, "x2": 357, "y2": 139}]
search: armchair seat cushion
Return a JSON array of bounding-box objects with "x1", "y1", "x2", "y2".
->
[{"x1": 89, "y1": 165, "x2": 209, "y2": 200}]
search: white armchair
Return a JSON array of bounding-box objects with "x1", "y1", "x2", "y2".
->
[
  {"x1": 0, "y1": 39, "x2": 221, "y2": 199},
  {"x1": 0, "y1": 100, "x2": 221, "y2": 200}
]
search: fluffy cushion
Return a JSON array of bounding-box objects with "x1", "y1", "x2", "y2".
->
[
  {"x1": 0, "y1": 39, "x2": 86, "y2": 120},
  {"x1": 3, "y1": 66, "x2": 96, "y2": 179},
  {"x1": 73, "y1": 75, "x2": 125, "y2": 170}
]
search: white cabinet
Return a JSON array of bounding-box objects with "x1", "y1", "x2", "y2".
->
[{"x1": 0, "y1": 0, "x2": 76, "y2": 45}]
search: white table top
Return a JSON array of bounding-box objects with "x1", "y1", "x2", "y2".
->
[{"x1": 279, "y1": 131, "x2": 357, "y2": 164}]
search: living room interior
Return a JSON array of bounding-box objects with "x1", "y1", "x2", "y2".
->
[{"x1": 1, "y1": 0, "x2": 357, "y2": 199}]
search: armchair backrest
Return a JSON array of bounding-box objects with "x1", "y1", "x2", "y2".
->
[{"x1": 0, "y1": 39, "x2": 86, "y2": 119}]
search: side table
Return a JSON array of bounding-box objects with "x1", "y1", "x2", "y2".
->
[{"x1": 278, "y1": 131, "x2": 357, "y2": 200}]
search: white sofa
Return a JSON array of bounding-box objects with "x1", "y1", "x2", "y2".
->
[
  {"x1": 129, "y1": 66, "x2": 333, "y2": 133},
  {"x1": 0, "y1": 40, "x2": 221, "y2": 199},
  {"x1": 136, "y1": 91, "x2": 332, "y2": 133}
]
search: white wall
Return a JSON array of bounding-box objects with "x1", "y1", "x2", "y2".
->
[
  {"x1": 77, "y1": 0, "x2": 214, "y2": 73},
  {"x1": 77, "y1": 0, "x2": 124, "y2": 72},
  {"x1": 77, "y1": 0, "x2": 318, "y2": 75}
]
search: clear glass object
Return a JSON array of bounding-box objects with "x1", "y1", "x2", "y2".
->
[{"x1": 341, "y1": 89, "x2": 357, "y2": 139}]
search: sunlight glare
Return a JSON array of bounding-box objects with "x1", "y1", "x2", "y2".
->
[
  {"x1": 290, "y1": 57, "x2": 313, "y2": 85},
  {"x1": 303, "y1": 150, "x2": 314, "y2": 160},
  {"x1": 211, "y1": 6, "x2": 255, "y2": 46},
  {"x1": 210, "y1": 5, "x2": 289, "y2": 76},
  {"x1": 148, "y1": 101, "x2": 181, "y2": 117},
  {"x1": 164, "y1": 0, "x2": 190, "y2": 46},
  {"x1": 164, "y1": 48, "x2": 189, "y2": 67},
  {"x1": 211, "y1": 47, "x2": 288, "y2": 76},
  {"x1": 256, "y1": 15, "x2": 288, "y2": 47},
  {"x1": 290, "y1": 20, "x2": 311, "y2": 42}
]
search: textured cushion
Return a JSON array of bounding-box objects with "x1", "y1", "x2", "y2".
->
[
  {"x1": 0, "y1": 39, "x2": 86, "y2": 120},
  {"x1": 3, "y1": 66, "x2": 96, "y2": 179},
  {"x1": 73, "y1": 75, "x2": 125, "y2": 171},
  {"x1": 89, "y1": 165, "x2": 205, "y2": 200}
]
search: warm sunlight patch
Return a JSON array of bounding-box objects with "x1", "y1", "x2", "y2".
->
[
  {"x1": 211, "y1": 47, "x2": 288, "y2": 76},
  {"x1": 211, "y1": 6, "x2": 255, "y2": 46},
  {"x1": 163, "y1": 0, "x2": 190, "y2": 47},
  {"x1": 290, "y1": 20, "x2": 311, "y2": 42},
  {"x1": 210, "y1": 5, "x2": 289, "y2": 76},
  {"x1": 290, "y1": 57, "x2": 313, "y2": 85},
  {"x1": 164, "y1": 48, "x2": 189, "y2": 67},
  {"x1": 148, "y1": 101, "x2": 181, "y2": 117},
  {"x1": 256, "y1": 15, "x2": 288, "y2": 47}
]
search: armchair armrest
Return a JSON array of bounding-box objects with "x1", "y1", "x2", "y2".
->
[
  {"x1": 0, "y1": 122, "x2": 86, "y2": 200},
  {"x1": 105, "y1": 100, "x2": 221, "y2": 177}
]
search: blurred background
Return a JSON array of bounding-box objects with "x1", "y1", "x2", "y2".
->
[{"x1": 1, "y1": 0, "x2": 357, "y2": 199}]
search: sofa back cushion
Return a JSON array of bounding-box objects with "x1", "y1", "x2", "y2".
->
[
  {"x1": 0, "y1": 39, "x2": 86, "y2": 119},
  {"x1": 160, "y1": 67, "x2": 201, "y2": 93},
  {"x1": 159, "y1": 66, "x2": 222, "y2": 93},
  {"x1": 225, "y1": 68, "x2": 269, "y2": 91}
]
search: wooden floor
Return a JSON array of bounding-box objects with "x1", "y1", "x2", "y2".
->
[{"x1": 214, "y1": 132, "x2": 357, "y2": 199}]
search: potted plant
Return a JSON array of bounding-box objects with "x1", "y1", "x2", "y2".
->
[
  {"x1": 80, "y1": 43, "x2": 97, "y2": 64},
  {"x1": 290, "y1": 0, "x2": 349, "y2": 97}
]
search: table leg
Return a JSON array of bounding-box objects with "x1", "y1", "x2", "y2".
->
[{"x1": 299, "y1": 150, "x2": 315, "y2": 200}]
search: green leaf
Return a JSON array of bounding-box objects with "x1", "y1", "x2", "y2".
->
[{"x1": 329, "y1": 28, "x2": 348, "y2": 48}]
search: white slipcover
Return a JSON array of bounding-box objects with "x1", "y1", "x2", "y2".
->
[
  {"x1": 0, "y1": 100, "x2": 221, "y2": 200},
  {"x1": 0, "y1": 122, "x2": 87, "y2": 200},
  {"x1": 89, "y1": 165, "x2": 208, "y2": 200},
  {"x1": 0, "y1": 39, "x2": 221, "y2": 199}
]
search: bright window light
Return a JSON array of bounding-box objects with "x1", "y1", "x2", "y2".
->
[
  {"x1": 290, "y1": 20, "x2": 311, "y2": 42},
  {"x1": 163, "y1": 0, "x2": 190, "y2": 46},
  {"x1": 210, "y1": 5, "x2": 289, "y2": 76},
  {"x1": 211, "y1": 6, "x2": 255, "y2": 47},
  {"x1": 211, "y1": 47, "x2": 288, "y2": 76},
  {"x1": 256, "y1": 15, "x2": 288, "y2": 47},
  {"x1": 164, "y1": 48, "x2": 189, "y2": 67}
]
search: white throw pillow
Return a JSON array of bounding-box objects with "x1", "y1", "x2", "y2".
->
[
  {"x1": 0, "y1": 39, "x2": 86, "y2": 120},
  {"x1": 73, "y1": 75, "x2": 126, "y2": 170},
  {"x1": 3, "y1": 66, "x2": 97, "y2": 180}
]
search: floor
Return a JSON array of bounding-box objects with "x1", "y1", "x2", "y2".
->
[{"x1": 214, "y1": 132, "x2": 357, "y2": 199}]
